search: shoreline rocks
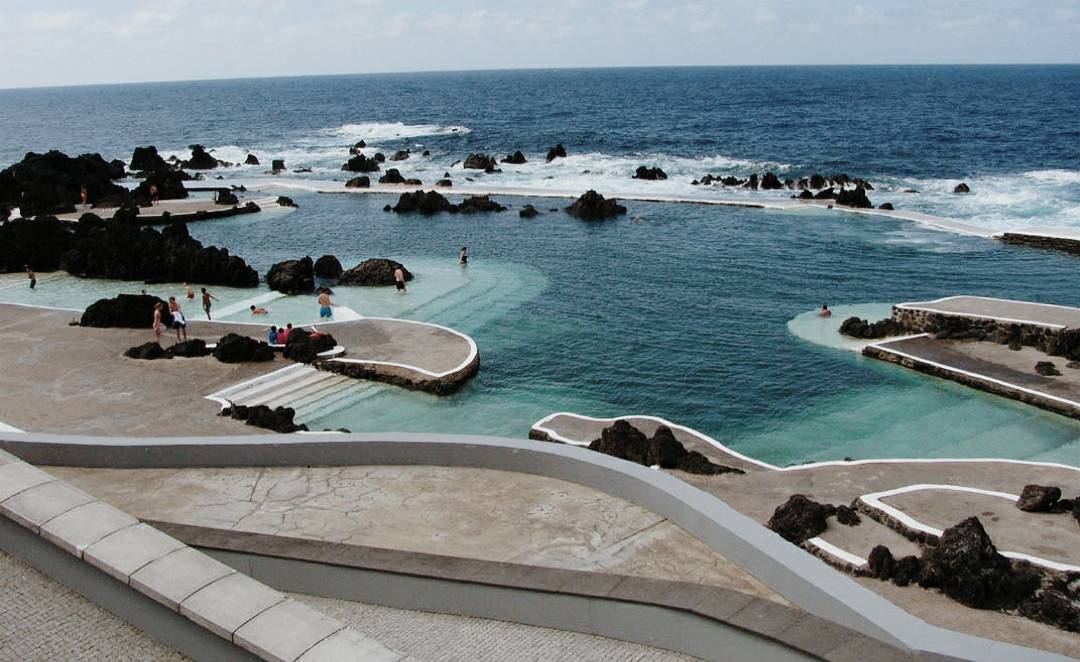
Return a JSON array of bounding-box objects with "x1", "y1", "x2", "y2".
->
[
  {"x1": 463, "y1": 153, "x2": 499, "y2": 173},
  {"x1": 632, "y1": 166, "x2": 667, "y2": 181},
  {"x1": 339, "y1": 258, "x2": 412, "y2": 286},
  {"x1": 82, "y1": 294, "x2": 173, "y2": 328},
  {"x1": 181, "y1": 144, "x2": 220, "y2": 170},
  {"x1": 565, "y1": 190, "x2": 627, "y2": 220},
  {"x1": 345, "y1": 176, "x2": 370, "y2": 188},
  {"x1": 519, "y1": 204, "x2": 539, "y2": 218},
  {"x1": 342, "y1": 155, "x2": 380, "y2": 173},
  {"x1": 545, "y1": 144, "x2": 566, "y2": 162},
  {"x1": 587, "y1": 420, "x2": 743, "y2": 476},
  {"x1": 0, "y1": 150, "x2": 131, "y2": 217},
  {"x1": 313, "y1": 255, "x2": 343, "y2": 281},
  {"x1": 221, "y1": 404, "x2": 307, "y2": 433},
  {"x1": 501, "y1": 151, "x2": 527, "y2": 164},
  {"x1": 838, "y1": 316, "x2": 904, "y2": 340},
  {"x1": 389, "y1": 190, "x2": 507, "y2": 215},
  {"x1": 266, "y1": 256, "x2": 315, "y2": 294}
]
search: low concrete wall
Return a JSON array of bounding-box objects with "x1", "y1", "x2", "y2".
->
[
  {"x1": 891, "y1": 305, "x2": 1060, "y2": 348},
  {"x1": 0, "y1": 431, "x2": 1070, "y2": 662},
  {"x1": 0, "y1": 517, "x2": 256, "y2": 662}
]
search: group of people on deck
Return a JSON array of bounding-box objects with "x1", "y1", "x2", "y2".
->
[{"x1": 149, "y1": 283, "x2": 216, "y2": 343}]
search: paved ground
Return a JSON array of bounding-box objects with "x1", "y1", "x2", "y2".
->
[
  {"x1": 898, "y1": 296, "x2": 1080, "y2": 328},
  {"x1": 535, "y1": 412, "x2": 1080, "y2": 658},
  {"x1": 48, "y1": 464, "x2": 784, "y2": 603},
  {"x1": 54, "y1": 196, "x2": 278, "y2": 223},
  {"x1": 875, "y1": 335, "x2": 1080, "y2": 404},
  {"x1": 0, "y1": 549, "x2": 188, "y2": 661},
  {"x1": 0, "y1": 304, "x2": 475, "y2": 434},
  {"x1": 290, "y1": 592, "x2": 695, "y2": 662}
]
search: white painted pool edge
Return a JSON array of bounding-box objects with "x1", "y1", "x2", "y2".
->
[
  {"x1": 859, "y1": 484, "x2": 1080, "y2": 574},
  {"x1": 866, "y1": 338, "x2": 1080, "y2": 411},
  {"x1": 530, "y1": 412, "x2": 1080, "y2": 474},
  {"x1": 807, "y1": 537, "x2": 868, "y2": 568}
]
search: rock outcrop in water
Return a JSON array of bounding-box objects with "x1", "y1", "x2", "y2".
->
[
  {"x1": 457, "y1": 195, "x2": 506, "y2": 213},
  {"x1": 546, "y1": 144, "x2": 567, "y2": 162},
  {"x1": 313, "y1": 255, "x2": 343, "y2": 281},
  {"x1": 632, "y1": 166, "x2": 667, "y2": 180},
  {"x1": 182, "y1": 144, "x2": 220, "y2": 170},
  {"x1": 272, "y1": 159, "x2": 285, "y2": 172},
  {"x1": 266, "y1": 256, "x2": 315, "y2": 294},
  {"x1": 501, "y1": 151, "x2": 527, "y2": 164},
  {"x1": 760, "y1": 171, "x2": 784, "y2": 190},
  {"x1": 0, "y1": 150, "x2": 131, "y2": 217},
  {"x1": 2, "y1": 214, "x2": 257, "y2": 285},
  {"x1": 838, "y1": 316, "x2": 904, "y2": 339},
  {"x1": 244, "y1": 153, "x2": 260, "y2": 166},
  {"x1": 82, "y1": 293, "x2": 173, "y2": 328},
  {"x1": 130, "y1": 146, "x2": 168, "y2": 173},
  {"x1": 339, "y1": 258, "x2": 412, "y2": 286},
  {"x1": 390, "y1": 149, "x2": 410, "y2": 161},
  {"x1": 836, "y1": 187, "x2": 873, "y2": 208},
  {"x1": 565, "y1": 190, "x2": 627, "y2": 220},
  {"x1": 389, "y1": 190, "x2": 507, "y2": 215},
  {"x1": 463, "y1": 153, "x2": 499, "y2": 173},
  {"x1": 342, "y1": 154, "x2": 380, "y2": 173},
  {"x1": 954, "y1": 182, "x2": 971, "y2": 193},
  {"x1": 133, "y1": 169, "x2": 189, "y2": 205},
  {"x1": 345, "y1": 176, "x2": 370, "y2": 188},
  {"x1": 519, "y1": 204, "x2": 539, "y2": 218}
]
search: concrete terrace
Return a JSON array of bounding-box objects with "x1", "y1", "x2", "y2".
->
[
  {"x1": 531, "y1": 412, "x2": 1080, "y2": 659},
  {"x1": 0, "y1": 303, "x2": 477, "y2": 435},
  {"x1": 897, "y1": 296, "x2": 1080, "y2": 329},
  {"x1": 53, "y1": 195, "x2": 283, "y2": 224}
]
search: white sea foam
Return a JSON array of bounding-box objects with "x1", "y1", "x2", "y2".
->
[{"x1": 321, "y1": 121, "x2": 471, "y2": 141}]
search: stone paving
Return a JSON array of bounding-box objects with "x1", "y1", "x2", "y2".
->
[
  {"x1": 897, "y1": 296, "x2": 1080, "y2": 328},
  {"x1": 290, "y1": 591, "x2": 695, "y2": 662},
  {"x1": 49, "y1": 464, "x2": 784, "y2": 603},
  {"x1": 0, "y1": 549, "x2": 188, "y2": 661}
]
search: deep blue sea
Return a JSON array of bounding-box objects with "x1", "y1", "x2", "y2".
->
[{"x1": 2, "y1": 66, "x2": 1080, "y2": 464}]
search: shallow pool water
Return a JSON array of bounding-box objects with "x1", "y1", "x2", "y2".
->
[{"x1": 8, "y1": 190, "x2": 1080, "y2": 466}]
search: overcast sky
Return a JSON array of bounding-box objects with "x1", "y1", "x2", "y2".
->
[{"x1": 2, "y1": 0, "x2": 1079, "y2": 89}]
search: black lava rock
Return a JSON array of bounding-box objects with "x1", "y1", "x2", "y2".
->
[
  {"x1": 501, "y1": 151, "x2": 527, "y2": 164},
  {"x1": 266, "y1": 256, "x2": 315, "y2": 294},
  {"x1": 545, "y1": 144, "x2": 567, "y2": 162},
  {"x1": 339, "y1": 258, "x2": 412, "y2": 286},
  {"x1": 345, "y1": 176, "x2": 370, "y2": 188},
  {"x1": 313, "y1": 255, "x2": 343, "y2": 281},
  {"x1": 166, "y1": 339, "x2": 210, "y2": 357},
  {"x1": 130, "y1": 146, "x2": 168, "y2": 173},
  {"x1": 767, "y1": 495, "x2": 830, "y2": 544},
  {"x1": 182, "y1": 144, "x2": 219, "y2": 170},
  {"x1": 1016, "y1": 484, "x2": 1062, "y2": 512},
  {"x1": 379, "y1": 168, "x2": 407, "y2": 184},
  {"x1": 213, "y1": 333, "x2": 275, "y2": 363},
  {"x1": 463, "y1": 153, "x2": 499, "y2": 172},
  {"x1": 342, "y1": 155, "x2": 380, "y2": 173},
  {"x1": 81, "y1": 294, "x2": 173, "y2": 328},
  {"x1": 954, "y1": 182, "x2": 971, "y2": 193},
  {"x1": 838, "y1": 316, "x2": 904, "y2": 339},
  {"x1": 283, "y1": 329, "x2": 338, "y2": 363},
  {"x1": 519, "y1": 204, "x2": 539, "y2": 218},
  {"x1": 565, "y1": 190, "x2": 627, "y2": 220},
  {"x1": 222, "y1": 404, "x2": 307, "y2": 433},
  {"x1": 124, "y1": 342, "x2": 168, "y2": 360},
  {"x1": 0, "y1": 150, "x2": 134, "y2": 217},
  {"x1": 836, "y1": 187, "x2": 873, "y2": 209},
  {"x1": 632, "y1": 166, "x2": 668, "y2": 181}
]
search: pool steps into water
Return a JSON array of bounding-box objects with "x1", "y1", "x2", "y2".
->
[{"x1": 207, "y1": 364, "x2": 378, "y2": 425}]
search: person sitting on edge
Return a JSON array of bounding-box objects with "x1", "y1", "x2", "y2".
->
[
  {"x1": 250, "y1": 305, "x2": 268, "y2": 315},
  {"x1": 268, "y1": 326, "x2": 278, "y2": 344},
  {"x1": 278, "y1": 323, "x2": 292, "y2": 344},
  {"x1": 317, "y1": 289, "x2": 335, "y2": 319},
  {"x1": 819, "y1": 303, "x2": 832, "y2": 318}
]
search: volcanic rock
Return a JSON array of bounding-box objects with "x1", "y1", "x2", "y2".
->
[
  {"x1": 435, "y1": 179, "x2": 452, "y2": 187},
  {"x1": 215, "y1": 189, "x2": 238, "y2": 205},
  {"x1": 182, "y1": 144, "x2": 219, "y2": 170},
  {"x1": 457, "y1": 195, "x2": 506, "y2": 213},
  {"x1": 798, "y1": 190, "x2": 814, "y2": 200},
  {"x1": 1021, "y1": 576, "x2": 1080, "y2": 632},
  {"x1": 130, "y1": 146, "x2": 168, "y2": 173},
  {"x1": 835, "y1": 505, "x2": 861, "y2": 526},
  {"x1": 1035, "y1": 361, "x2": 1062, "y2": 376},
  {"x1": 0, "y1": 150, "x2": 133, "y2": 217},
  {"x1": 632, "y1": 166, "x2": 668, "y2": 181},
  {"x1": 1017, "y1": 484, "x2": 1062, "y2": 512},
  {"x1": 463, "y1": 153, "x2": 499, "y2": 172},
  {"x1": 343, "y1": 155, "x2": 381, "y2": 173},
  {"x1": 519, "y1": 204, "x2": 539, "y2": 218},
  {"x1": 81, "y1": 294, "x2": 173, "y2": 328},
  {"x1": 760, "y1": 171, "x2": 784, "y2": 190},
  {"x1": 276, "y1": 196, "x2": 297, "y2": 207},
  {"x1": 339, "y1": 259, "x2": 412, "y2": 286},
  {"x1": 222, "y1": 404, "x2": 306, "y2": 433},
  {"x1": 271, "y1": 159, "x2": 285, "y2": 172},
  {"x1": 868, "y1": 545, "x2": 895, "y2": 579},
  {"x1": 892, "y1": 556, "x2": 922, "y2": 587},
  {"x1": 809, "y1": 174, "x2": 827, "y2": 189},
  {"x1": 244, "y1": 154, "x2": 260, "y2": 166},
  {"x1": 213, "y1": 333, "x2": 275, "y2": 363},
  {"x1": 836, "y1": 187, "x2": 873, "y2": 209},
  {"x1": 721, "y1": 176, "x2": 743, "y2": 186},
  {"x1": 954, "y1": 182, "x2": 971, "y2": 193},
  {"x1": 743, "y1": 174, "x2": 759, "y2": 190},
  {"x1": 767, "y1": 495, "x2": 829, "y2": 544},
  {"x1": 345, "y1": 176, "x2": 370, "y2": 188},
  {"x1": 132, "y1": 169, "x2": 189, "y2": 205},
  {"x1": 918, "y1": 517, "x2": 1040, "y2": 609},
  {"x1": 313, "y1": 255, "x2": 343, "y2": 281},
  {"x1": 879, "y1": 202, "x2": 894, "y2": 210},
  {"x1": 124, "y1": 342, "x2": 168, "y2": 360},
  {"x1": 390, "y1": 150, "x2": 410, "y2": 161},
  {"x1": 166, "y1": 339, "x2": 210, "y2": 357},
  {"x1": 501, "y1": 151, "x2": 527, "y2": 164},
  {"x1": 838, "y1": 316, "x2": 904, "y2": 339},
  {"x1": 391, "y1": 190, "x2": 455, "y2": 214},
  {"x1": 379, "y1": 169, "x2": 407, "y2": 184},
  {"x1": 565, "y1": 190, "x2": 627, "y2": 220},
  {"x1": 266, "y1": 256, "x2": 315, "y2": 294},
  {"x1": 545, "y1": 144, "x2": 567, "y2": 162}
]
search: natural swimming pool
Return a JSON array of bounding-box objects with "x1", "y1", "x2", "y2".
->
[{"x1": 7, "y1": 190, "x2": 1080, "y2": 466}]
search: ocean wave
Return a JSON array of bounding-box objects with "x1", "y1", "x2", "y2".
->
[{"x1": 320, "y1": 121, "x2": 471, "y2": 141}]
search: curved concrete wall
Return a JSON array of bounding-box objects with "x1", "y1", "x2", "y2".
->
[{"x1": 0, "y1": 431, "x2": 1069, "y2": 662}]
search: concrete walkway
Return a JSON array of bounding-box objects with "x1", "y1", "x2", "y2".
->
[
  {"x1": 530, "y1": 412, "x2": 1080, "y2": 659},
  {"x1": 897, "y1": 296, "x2": 1080, "y2": 329},
  {"x1": 54, "y1": 196, "x2": 281, "y2": 223},
  {"x1": 48, "y1": 464, "x2": 783, "y2": 604}
]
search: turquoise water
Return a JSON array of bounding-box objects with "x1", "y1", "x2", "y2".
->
[{"x1": 7, "y1": 190, "x2": 1080, "y2": 466}]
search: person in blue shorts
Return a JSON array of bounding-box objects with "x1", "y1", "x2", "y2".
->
[{"x1": 317, "y1": 289, "x2": 335, "y2": 318}]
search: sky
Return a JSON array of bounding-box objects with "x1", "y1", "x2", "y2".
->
[{"x1": 2, "y1": 0, "x2": 1079, "y2": 89}]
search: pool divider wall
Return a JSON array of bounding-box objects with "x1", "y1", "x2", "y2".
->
[{"x1": 0, "y1": 431, "x2": 1070, "y2": 662}]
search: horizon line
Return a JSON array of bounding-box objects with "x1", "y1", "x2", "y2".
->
[{"x1": 2, "y1": 61, "x2": 1079, "y2": 92}]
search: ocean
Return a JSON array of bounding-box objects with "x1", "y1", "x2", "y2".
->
[{"x1": 2, "y1": 65, "x2": 1079, "y2": 464}]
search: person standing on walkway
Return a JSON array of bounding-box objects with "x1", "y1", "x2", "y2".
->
[
  {"x1": 152, "y1": 302, "x2": 164, "y2": 343},
  {"x1": 394, "y1": 266, "x2": 407, "y2": 293},
  {"x1": 25, "y1": 265, "x2": 35, "y2": 289},
  {"x1": 168, "y1": 296, "x2": 188, "y2": 341},
  {"x1": 201, "y1": 288, "x2": 218, "y2": 320},
  {"x1": 80, "y1": 184, "x2": 89, "y2": 209}
]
